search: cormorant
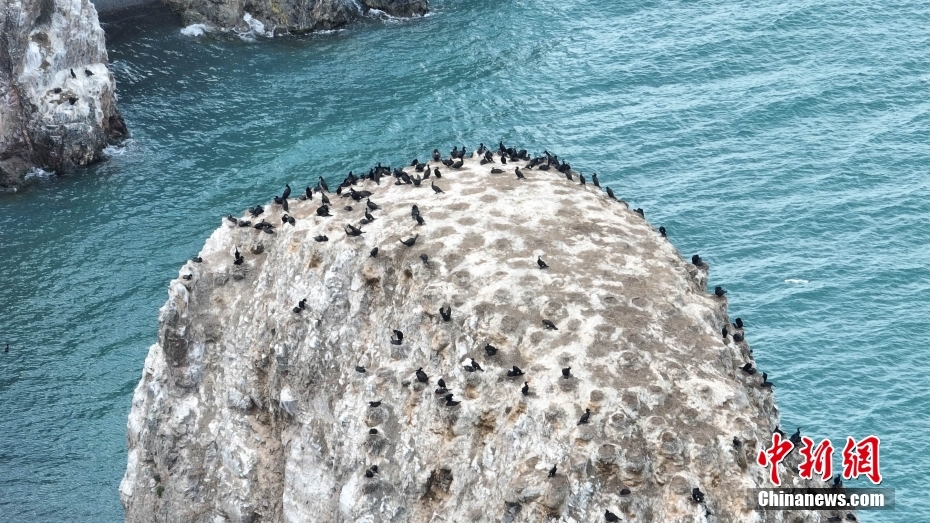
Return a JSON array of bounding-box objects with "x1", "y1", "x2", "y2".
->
[
  {"x1": 605, "y1": 510, "x2": 619, "y2": 522},
  {"x1": 760, "y1": 372, "x2": 774, "y2": 388},
  {"x1": 592, "y1": 173, "x2": 600, "y2": 187},
  {"x1": 542, "y1": 319, "x2": 558, "y2": 330},
  {"x1": 416, "y1": 367, "x2": 429, "y2": 383},
  {"x1": 420, "y1": 253, "x2": 429, "y2": 266},
  {"x1": 741, "y1": 363, "x2": 756, "y2": 375},
  {"x1": 522, "y1": 382, "x2": 529, "y2": 395},
  {"x1": 439, "y1": 306, "x2": 451, "y2": 322},
  {"x1": 692, "y1": 487, "x2": 705, "y2": 503},
  {"x1": 391, "y1": 330, "x2": 403, "y2": 345},
  {"x1": 659, "y1": 226, "x2": 666, "y2": 237},
  {"x1": 400, "y1": 234, "x2": 419, "y2": 247},
  {"x1": 606, "y1": 187, "x2": 616, "y2": 199},
  {"x1": 370, "y1": 247, "x2": 379, "y2": 258},
  {"x1": 537, "y1": 256, "x2": 548, "y2": 269},
  {"x1": 484, "y1": 343, "x2": 497, "y2": 356},
  {"x1": 355, "y1": 366, "x2": 366, "y2": 373},
  {"x1": 507, "y1": 366, "x2": 524, "y2": 377},
  {"x1": 692, "y1": 254, "x2": 703, "y2": 266},
  {"x1": 444, "y1": 394, "x2": 460, "y2": 407},
  {"x1": 314, "y1": 235, "x2": 328, "y2": 242},
  {"x1": 562, "y1": 367, "x2": 572, "y2": 379},
  {"x1": 431, "y1": 182, "x2": 444, "y2": 194},
  {"x1": 790, "y1": 427, "x2": 802, "y2": 446},
  {"x1": 715, "y1": 286, "x2": 727, "y2": 297},
  {"x1": 578, "y1": 408, "x2": 591, "y2": 425},
  {"x1": 369, "y1": 401, "x2": 381, "y2": 408},
  {"x1": 548, "y1": 465, "x2": 557, "y2": 477}
]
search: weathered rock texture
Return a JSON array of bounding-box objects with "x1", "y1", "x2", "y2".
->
[
  {"x1": 122, "y1": 150, "x2": 844, "y2": 522},
  {"x1": 0, "y1": 0, "x2": 127, "y2": 190},
  {"x1": 166, "y1": 0, "x2": 428, "y2": 35}
]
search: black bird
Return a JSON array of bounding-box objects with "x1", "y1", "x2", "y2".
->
[
  {"x1": 432, "y1": 149, "x2": 441, "y2": 161},
  {"x1": 578, "y1": 408, "x2": 591, "y2": 425},
  {"x1": 620, "y1": 488, "x2": 631, "y2": 495},
  {"x1": 249, "y1": 205, "x2": 264, "y2": 217},
  {"x1": 321, "y1": 193, "x2": 331, "y2": 205},
  {"x1": 415, "y1": 214, "x2": 425, "y2": 226},
  {"x1": 431, "y1": 182, "x2": 444, "y2": 194},
  {"x1": 522, "y1": 381, "x2": 529, "y2": 396},
  {"x1": 760, "y1": 372, "x2": 774, "y2": 388},
  {"x1": 355, "y1": 366, "x2": 366, "y2": 373},
  {"x1": 579, "y1": 173, "x2": 586, "y2": 185},
  {"x1": 734, "y1": 317, "x2": 744, "y2": 329},
  {"x1": 70, "y1": 68, "x2": 76, "y2": 79},
  {"x1": 464, "y1": 362, "x2": 477, "y2": 372},
  {"x1": 564, "y1": 170, "x2": 573, "y2": 181},
  {"x1": 592, "y1": 173, "x2": 600, "y2": 187},
  {"x1": 182, "y1": 274, "x2": 192, "y2": 280},
  {"x1": 282, "y1": 183, "x2": 291, "y2": 199},
  {"x1": 507, "y1": 366, "x2": 525, "y2": 377},
  {"x1": 484, "y1": 343, "x2": 497, "y2": 356},
  {"x1": 606, "y1": 186, "x2": 616, "y2": 199},
  {"x1": 316, "y1": 205, "x2": 331, "y2": 217},
  {"x1": 491, "y1": 167, "x2": 504, "y2": 174},
  {"x1": 452, "y1": 158, "x2": 464, "y2": 169},
  {"x1": 542, "y1": 319, "x2": 558, "y2": 330},
  {"x1": 191, "y1": 256, "x2": 202, "y2": 263},
  {"x1": 298, "y1": 299, "x2": 306, "y2": 310},
  {"x1": 790, "y1": 427, "x2": 802, "y2": 446},
  {"x1": 391, "y1": 330, "x2": 403, "y2": 345},
  {"x1": 733, "y1": 332, "x2": 745, "y2": 342},
  {"x1": 293, "y1": 305, "x2": 302, "y2": 314},
  {"x1": 365, "y1": 209, "x2": 375, "y2": 222},
  {"x1": 733, "y1": 436, "x2": 742, "y2": 448},
  {"x1": 444, "y1": 393, "x2": 460, "y2": 407},
  {"x1": 548, "y1": 465, "x2": 557, "y2": 477},
  {"x1": 605, "y1": 510, "x2": 620, "y2": 522},
  {"x1": 365, "y1": 469, "x2": 374, "y2": 478},
  {"x1": 226, "y1": 215, "x2": 238, "y2": 225},
  {"x1": 501, "y1": 155, "x2": 507, "y2": 165},
  {"x1": 722, "y1": 326, "x2": 729, "y2": 338},
  {"x1": 515, "y1": 167, "x2": 525, "y2": 179},
  {"x1": 84, "y1": 68, "x2": 94, "y2": 76},
  {"x1": 439, "y1": 306, "x2": 451, "y2": 322},
  {"x1": 411, "y1": 205, "x2": 420, "y2": 218},
  {"x1": 562, "y1": 367, "x2": 572, "y2": 379},
  {"x1": 314, "y1": 235, "x2": 328, "y2": 242},
  {"x1": 692, "y1": 254, "x2": 703, "y2": 266},
  {"x1": 369, "y1": 428, "x2": 378, "y2": 435},
  {"x1": 305, "y1": 186, "x2": 313, "y2": 199},
  {"x1": 412, "y1": 175, "x2": 422, "y2": 186},
  {"x1": 416, "y1": 367, "x2": 429, "y2": 383},
  {"x1": 832, "y1": 474, "x2": 843, "y2": 488},
  {"x1": 3, "y1": 344, "x2": 8, "y2": 353},
  {"x1": 435, "y1": 378, "x2": 448, "y2": 394},
  {"x1": 366, "y1": 198, "x2": 379, "y2": 211},
  {"x1": 318, "y1": 177, "x2": 329, "y2": 192},
  {"x1": 237, "y1": 220, "x2": 251, "y2": 228},
  {"x1": 69, "y1": 96, "x2": 78, "y2": 104},
  {"x1": 233, "y1": 248, "x2": 244, "y2": 265},
  {"x1": 400, "y1": 234, "x2": 419, "y2": 247},
  {"x1": 774, "y1": 425, "x2": 786, "y2": 437},
  {"x1": 370, "y1": 247, "x2": 379, "y2": 258},
  {"x1": 370, "y1": 465, "x2": 379, "y2": 474},
  {"x1": 692, "y1": 487, "x2": 705, "y2": 504},
  {"x1": 634, "y1": 208, "x2": 644, "y2": 217},
  {"x1": 537, "y1": 256, "x2": 549, "y2": 269},
  {"x1": 469, "y1": 358, "x2": 483, "y2": 371},
  {"x1": 659, "y1": 226, "x2": 667, "y2": 237},
  {"x1": 420, "y1": 253, "x2": 430, "y2": 266},
  {"x1": 714, "y1": 286, "x2": 727, "y2": 297},
  {"x1": 345, "y1": 224, "x2": 364, "y2": 237},
  {"x1": 434, "y1": 167, "x2": 441, "y2": 178},
  {"x1": 741, "y1": 363, "x2": 757, "y2": 375},
  {"x1": 369, "y1": 401, "x2": 381, "y2": 408}
]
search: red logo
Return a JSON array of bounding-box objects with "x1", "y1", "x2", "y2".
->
[
  {"x1": 798, "y1": 436, "x2": 834, "y2": 481},
  {"x1": 757, "y1": 433, "x2": 794, "y2": 486},
  {"x1": 842, "y1": 435, "x2": 882, "y2": 484}
]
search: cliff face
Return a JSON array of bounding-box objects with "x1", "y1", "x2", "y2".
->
[
  {"x1": 0, "y1": 0, "x2": 127, "y2": 190},
  {"x1": 165, "y1": 0, "x2": 428, "y2": 34},
  {"x1": 121, "y1": 149, "x2": 837, "y2": 523}
]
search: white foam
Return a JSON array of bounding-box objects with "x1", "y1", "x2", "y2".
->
[
  {"x1": 24, "y1": 167, "x2": 54, "y2": 181},
  {"x1": 784, "y1": 278, "x2": 809, "y2": 284},
  {"x1": 180, "y1": 24, "x2": 209, "y2": 36}
]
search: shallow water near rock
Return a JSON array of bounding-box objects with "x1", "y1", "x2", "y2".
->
[{"x1": 1, "y1": 0, "x2": 928, "y2": 521}]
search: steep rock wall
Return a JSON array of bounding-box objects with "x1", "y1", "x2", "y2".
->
[
  {"x1": 121, "y1": 149, "x2": 843, "y2": 522},
  {"x1": 0, "y1": 0, "x2": 127, "y2": 190}
]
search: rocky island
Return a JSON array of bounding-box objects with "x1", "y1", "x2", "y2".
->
[{"x1": 120, "y1": 146, "x2": 845, "y2": 522}]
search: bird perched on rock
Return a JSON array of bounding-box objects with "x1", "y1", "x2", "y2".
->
[
  {"x1": 416, "y1": 367, "x2": 429, "y2": 383},
  {"x1": 435, "y1": 378, "x2": 448, "y2": 395},
  {"x1": 233, "y1": 248, "x2": 244, "y2": 265},
  {"x1": 715, "y1": 286, "x2": 727, "y2": 297},
  {"x1": 606, "y1": 187, "x2": 616, "y2": 199},
  {"x1": 515, "y1": 167, "x2": 525, "y2": 179},
  {"x1": 364, "y1": 209, "x2": 375, "y2": 222},
  {"x1": 411, "y1": 205, "x2": 420, "y2": 218},
  {"x1": 542, "y1": 319, "x2": 558, "y2": 330},
  {"x1": 314, "y1": 235, "x2": 328, "y2": 242},
  {"x1": 439, "y1": 306, "x2": 451, "y2": 322},
  {"x1": 522, "y1": 382, "x2": 529, "y2": 396},
  {"x1": 741, "y1": 363, "x2": 757, "y2": 375},
  {"x1": 432, "y1": 149, "x2": 441, "y2": 161},
  {"x1": 592, "y1": 173, "x2": 600, "y2": 187},
  {"x1": 484, "y1": 343, "x2": 497, "y2": 356},
  {"x1": 562, "y1": 367, "x2": 572, "y2": 379},
  {"x1": 733, "y1": 437, "x2": 742, "y2": 448},
  {"x1": 366, "y1": 198, "x2": 379, "y2": 211},
  {"x1": 579, "y1": 173, "x2": 586, "y2": 185},
  {"x1": 400, "y1": 234, "x2": 419, "y2": 247},
  {"x1": 634, "y1": 208, "x2": 644, "y2": 217},
  {"x1": 420, "y1": 253, "x2": 429, "y2": 266},
  {"x1": 578, "y1": 408, "x2": 591, "y2": 425},
  {"x1": 722, "y1": 326, "x2": 729, "y2": 338},
  {"x1": 548, "y1": 465, "x2": 557, "y2": 477},
  {"x1": 734, "y1": 317, "x2": 744, "y2": 329},
  {"x1": 70, "y1": 68, "x2": 76, "y2": 79},
  {"x1": 370, "y1": 247, "x2": 379, "y2": 258},
  {"x1": 469, "y1": 358, "x2": 483, "y2": 371},
  {"x1": 369, "y1": 401, "x2": 381, "y2": 408},
  {"x1": 345, "y1": 224, "x2": 364, "y2": 237},
  {"x1": 431, "y1": 182, "x2": 444, "y2": 194},
  {"x1": 369, "y1": 428, "x2": 378, "y2": 435},
  {"x1": 790, "y1": 427, "x2": 802, "y2": 446},
  {"x1": 391, "y1": 330, "x2": 403, "y2": 345},
  {"x1": 316, "y1": 205, "x2": 331, "y2": 217},
  {"x1": 659, "y1": 226, "x2": 667, "y2": 237},
  {"x1": 182, "y1": 274, "x2": 192, "y2": 280},
  {"x1": 507, "y1": 366, "x2": 525, "y2": 377},
  {"x1": 692, "y1": 254, "x2": 703, "y2": 266},
  {"x1": 692, "y1": 487, "x2": 705, "y2": 503},
  {"x1": 605, "y1": 510, "x2": 620, "y2": 522},
  {"x1": 444, "y1": 394, "x2": 460, "y2": 407},
  {"x1": 84, "y1": 68, "x2": 94, "y2": 76},
  {"x1": 733, "y1": 332, "x2": 745, "y2": 342},
  {"x1": 318, "y1": 176, "x2": 329, "y2": 193},
  {"x1": 760, "y1": 372, "x2": 774, "y2": 388},
  {"x1": 355, "y1": 366, "x2": 366, "y2": 373},
  {"x1": 191, "y1": 256, "x2": 202, "y2": 263},
  {"x1": 537, "y1": 256, "x2": 549, "y2": 269},
  {"x1": 415, "y1": 214, "x2": 425, "y2": 226}
]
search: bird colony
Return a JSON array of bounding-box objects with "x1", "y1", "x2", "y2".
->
[{"x1": 121, "y1": 144, "x2": 839, "y2": 522}]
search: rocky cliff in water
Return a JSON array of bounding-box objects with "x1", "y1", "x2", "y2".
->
[
  {"x1": 0, "y1": 0, "x2": 127, "y2": 190},
  {"x1": 121, "y1": 146, "x2": 844, "y2": 522},
  {"x1": 165, "y1": 0, "x2": 428, "y2": 35}
]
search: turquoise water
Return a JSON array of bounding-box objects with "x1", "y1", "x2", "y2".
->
[{"x1": 2, "y1": 0, "x2": 928, "y2": 520}]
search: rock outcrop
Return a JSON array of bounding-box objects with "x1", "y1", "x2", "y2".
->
[
  {"x1": 166, "y1": 0, "x2": 428, "y2": 35},
  {"x1": 0, "y1": 0, "x2": 127, "y2": 190},
  {"x1": 121, "y1": 148, "x2": 842, "y2": 522}
]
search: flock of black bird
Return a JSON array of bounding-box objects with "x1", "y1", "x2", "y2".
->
[{"x1": 182, "y1": 140, "x2": 794, "y2": 521}]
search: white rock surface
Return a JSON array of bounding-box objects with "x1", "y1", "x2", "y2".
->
[
  {"x1": 0, "y1": 0, "x2": 126, "y2": 189},
  {"x1": 122, "y1": 150, "x2": 844, "y2": 522}
]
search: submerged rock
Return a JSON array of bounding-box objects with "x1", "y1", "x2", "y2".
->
[
  {"x1": 0, "y1": 0, "x2": 127, "y2": 190},
  {"x1": 165, "y1": 0, "x2": 429, "y2": 35},
  {"x1": 122, "y1": 148, "x2": 837, "y2": 522}
]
